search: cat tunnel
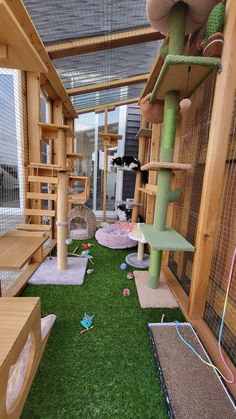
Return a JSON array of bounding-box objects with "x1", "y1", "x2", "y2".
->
[{"x1": 139, "y1": 0, "x2": 221, "y2": 288}]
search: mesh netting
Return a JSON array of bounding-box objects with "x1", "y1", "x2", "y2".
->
[
  {"x1": 168, "y1": 73, "x2": 216, "y2": 295},
  {"x1": 204, "y1": 93, "x2": 236, "y2": 367},
  {"x1": 0, "y1": 70, "x2": 28, "y2": 295},
  {"x1": 23, "y1": 0, "x2": 149, "y2": 45}
]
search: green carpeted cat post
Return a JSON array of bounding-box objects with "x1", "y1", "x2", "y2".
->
[{"x1": 148, "y1": 2, "x2": 187, "y2": 288}]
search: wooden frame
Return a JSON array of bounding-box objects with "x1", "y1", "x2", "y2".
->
[
  {"x1": 7, "y1": 0, "x2": 76, "y2": 118},
  {"x1": 0, "y1": 0, "x2": 47, "y2": 72},
  {"x1": 76, "y1": 97, "x2": 139, "y2": 115},
  {"x1": 67, "y1": 74, "x2": 149, "y2": 96},
  {"x1": 46, "y1": 27, "x2": 164, "y2": 59}
]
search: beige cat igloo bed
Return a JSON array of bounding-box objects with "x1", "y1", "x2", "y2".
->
[
  {"x1": 68, "y1": 206, "x2": 97, "y2": 241},
  {"x1": 146, "y1": 0, "x2": 220, "y2": 35}
]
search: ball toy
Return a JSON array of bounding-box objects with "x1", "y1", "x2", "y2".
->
[
  {"x1": 127, "y1": 272, "x2": 134, "y2": 280},
  {"x1": 179, "y1": 98, "x2": 192, "y2": 114},
  {"x1": 123, "y1": 288, "x2": 130, "y2": 297},
  {"x1": 66, "y1": 237, "x2": 73, "y2": 245},
  {"x1": 120, "y1": 262, "x2": 127, "y2": 270}
]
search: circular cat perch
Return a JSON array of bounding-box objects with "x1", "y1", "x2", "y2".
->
[
  {"x1": 125, "y1": 224, "x2": 150, "y2": 268},
  {"x1": 146, "y1": 0, "x2": 220, "y2": 35}
]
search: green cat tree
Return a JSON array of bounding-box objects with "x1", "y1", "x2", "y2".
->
[{"x1": 140, "y1": 1, "x2": 221, "y2": 288}]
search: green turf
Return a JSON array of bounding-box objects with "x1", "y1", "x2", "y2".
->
[{"x1": 21, "y1": 239, "x2": 185, "y2": 419}]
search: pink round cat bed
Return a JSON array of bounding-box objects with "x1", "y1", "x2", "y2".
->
[
  {"x1": 146, "y1": 0, "x2": 220, "y2": 35},
  {"x1": 95, "y1": 223, "x2": 138, "y2": 249}
]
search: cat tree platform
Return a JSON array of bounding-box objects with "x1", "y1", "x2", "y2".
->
[
  {"x1": 150, "y1": 55, "x2": 221, "y2": 101},
  {"x1": 141, "y1": 162, "x2": 192, "y2": 171},
  {"x1": 140, "y1": 225, "x2": 195, "y2": 252}
]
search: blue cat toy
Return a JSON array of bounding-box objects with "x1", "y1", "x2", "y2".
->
[{"x1": 80, "y1": 313, "x2": 94, "y2": 334}]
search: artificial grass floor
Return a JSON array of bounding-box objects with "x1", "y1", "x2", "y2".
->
[{"x1": 21, "y1": 239, "x2": 185, "y2": 419}]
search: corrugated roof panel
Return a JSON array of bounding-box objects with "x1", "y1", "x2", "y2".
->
[
  {"x1": 23, "y1": 0, "x2": 149, "y2": 45},
  {"x1": 72, "y1": 83, "x2": 144, "y2": 110},
  {"x1": 54, "y1": 41, "x2": 161, "y2": 89}
]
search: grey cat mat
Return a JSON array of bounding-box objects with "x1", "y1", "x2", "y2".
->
[
  {"x1": 134, "y1": 271, "x2": 178, "y2": 308},
  {"x1": 125, "y1": 252, "x2": 150, "y2": 268},
  {"x1": 149, "y1": 323, "x2": 236, "y2": 419},
  {"x1": 29, "y1": 257, "x2": 88, "y2": 285}
]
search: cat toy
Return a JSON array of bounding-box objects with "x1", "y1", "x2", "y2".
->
[
  {"x1": 80, "y1": 313, "x2": 94, "y2": 334},
  {"x1": 82, "y1": 243, "x2": 94, "y2": 249}
]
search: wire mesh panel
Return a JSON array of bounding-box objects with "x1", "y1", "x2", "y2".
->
[
  {"x1": 168, "y1": 74, "x2": 216, "y2": 295},
  {"x1": 204, "y1": 94, "x2": 236, "y2": 367},
  {"x1": 72, "y1": 83, "x2": 144, "y2": 110},
  {"x1": 24, "y1": 0, "x2": 149, "y2": 45},
  {"x1": 53, "y1": 41, "x2": 162, "y2": 90},
  {"x1": 0, "y1": 70, "x2": 28, "y2": 295}
]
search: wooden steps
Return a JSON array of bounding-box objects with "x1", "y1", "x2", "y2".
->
[
  {"x1": 17, "y1": 224, "x2": 52, "y2": 232},
  {"x1": 28, "y1": 175, "x2": 58, "y2": 184},
  {"x1": 27, "y1": 192, "x2": 57, "y2": 201},
  {"x1": 29, "y1": 162, "x2": 68, "y2": 172},
  {"x1": 24, "y1": 209, "x2": 55, "y2": 217}
]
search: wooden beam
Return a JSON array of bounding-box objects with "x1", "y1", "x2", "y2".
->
[
  {"x1": 77, "y1": 97, "x2": 140, "y2": 115},
  {"x1": 0, "y1": 44, "x2": 8, "y2": 59},
  {"x1": 0, "y1": 0, "x2": 47, "y2": 72},
  {"x1": 188, "y1": 0, "x2": 236, "y2": 319},
  {"x1": 67, "y1": 74, "x2": 149, "y2": 96},
  {"x1": 6, "y1": 0, "x2": 76, "y2": 118},
  {"x1": 46, "y1": 27, "x2": 164, "y2": 59}
]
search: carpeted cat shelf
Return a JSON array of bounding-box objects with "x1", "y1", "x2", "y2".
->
[{"x1": 137, "y1": 0, "x2": 222, "y2": 291}]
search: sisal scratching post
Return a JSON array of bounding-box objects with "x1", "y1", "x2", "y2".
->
[
  {"x1": 57, "y1": 128, "x2": 68, "y2": 271},
  {"x1": 148, "y1": 2, "x2": 187, "y2": 288}
]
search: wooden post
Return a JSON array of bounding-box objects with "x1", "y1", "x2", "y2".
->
[
  {"x1": 53, "y1": 99, "x2": 63, "y2": 164},
  {"x1": 27, "y1": 72, "x2": 41, "y2": 224},
  {"x1": 65, "y1": 117, "x2": 74, "y2": 153},
  {"x1": 188, "y1": 0, "x2": 236, "y2": 319},
  {"x1": 103, "y1": 107, "x2": 108, "y2": 222},
  {"x1": 131, "y1": 118, "x2": 149, "y2": 222},
  {"x1": 57, "y1": 128, "x2": 68, "y2": 270}
]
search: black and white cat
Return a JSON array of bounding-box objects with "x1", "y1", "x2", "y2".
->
[
  {"x1": 116, "y1": 204, "x2": 132, "y2": 222},
  {"x1": 111, "y1": 156, "x2": 140, "y2": 171}
]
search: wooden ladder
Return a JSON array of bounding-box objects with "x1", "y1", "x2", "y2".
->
[{"x1": 17, "y1": 163, "x2": 59, "y2": 237}]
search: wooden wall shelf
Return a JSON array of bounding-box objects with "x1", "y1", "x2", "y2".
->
[
  {"x1": 136, "y1": 128, "x2": 152, "y2": 139},
  {"x1": 0, "y1": 1, "x2": 47, "y2": 72}
]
